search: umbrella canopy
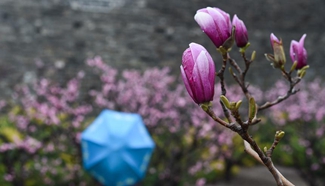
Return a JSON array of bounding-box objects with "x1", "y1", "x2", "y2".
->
[{"x1": 81, "y1": 109, "x2": 155, "y2": 186}]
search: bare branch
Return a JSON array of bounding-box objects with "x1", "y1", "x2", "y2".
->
[{"x1": 244, "y1": 141, "x2": 295, "y2": 186}]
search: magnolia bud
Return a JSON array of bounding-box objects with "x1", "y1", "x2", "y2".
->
[
  {"x1": 232, "y1": 14, "x2": 249, "y2": 48},
  {"x1": 194, "y1": 7, "x2": 232, "y2": 48},
  {"x1": 290, "y1": 34, "x2": 308, "y2": 70},
  {"x1": 181, "y1": 43, "x2": 216, "y2": 104}
]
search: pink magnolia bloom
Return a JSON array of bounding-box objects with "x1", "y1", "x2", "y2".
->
[
  {"x1": 232, "y1": 14, "x2": 248, "y2": 48},
  {"x1": 194, "y1": 7, "x2": 232, "y2": 48},
  {"x1": 290, "y1": 34, "x2": 307, "y2": 69},
  {"x1": 180, "y1": 43, "x2": 215, "y2": 104}
]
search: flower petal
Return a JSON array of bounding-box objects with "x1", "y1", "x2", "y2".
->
[
  {"x1": 194, "y1": 12, "x2": 223, "y2": 47},
  {"x1": 233, "y1": 14, "x2": 248, "y2": 47},
  {"x1": 182, "y1": 48, "x2": 195, "y2": 79},
  {"x1": 192, "y1": 51, "x2": 214, "y2": 102},
  {"x1": 290, "y1": 40, "x2": 298, "y2": 61},
  {"x1": 298, "y1": 34, "x2": 307, "y2": 67},
  {"x1": 206, "y1": 7, "x2": 229, "y2": 39},
  {"x1": 270, "y1": 33, "x2": 280, "y2": 49},
  {"x1": 189, "y1": 43, "x2": 207, "y2": 62},
  {"x1": 180, "y1": 65, "x2": 195, "y2": 102},
  {"x1": 290, "y1": 34, "x2": 308, "y2": 69}
]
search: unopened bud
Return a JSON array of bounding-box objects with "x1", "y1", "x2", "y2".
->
[
  {"x1": 232, "y1": 15, "x2": 249, "y2": 48},
  {"x1": 264, "y1": 146, "x2": 268, "y2": 153},
  {"x1": 275, "y1": 130, "x2": 285, "y2": 141},
  {"x1": 229, "y1": 102, "x2": 237, "y2": 110},
  {"x1": 195, "y1": 7, "x2": 232, "y2": 48},
  {"x1": 235, "y1": 100, "x2": 243, "y2": 110},
  {"x1": 181, "y1": 43, "x2": 216, "y2": 104},
  {"x1": 248, "y1": 97, "x2": 257, "y2": 122},
  {"x1": 220, "y1": 95, "x2": 231, "y2": 109},
  {"x1": 273, "y1": 42, "x2": 286, "y2": 68},
  {"x1": 251, "y1": 51, "x2": 256, "y2": 61},
  {"x1": 268, "y1": 33, "x2": 286, "y2": 69},
  {"x1": 290, "y1": 34, "x2": 308, "y2": 70}
]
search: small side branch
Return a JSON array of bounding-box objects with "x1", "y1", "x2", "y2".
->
[
  {"x1": 266, "y1": 131, "x2": 283, "y2": 157},
  {"x1": 217, "y1": 52, "x2": 229, "y2": 96},
  {"x1": 244, "y1": 141, "x2": 295, "y2": 186},
  {"x1": 258, "y1": 71, "x2": 301, "y2": 111},
  {"x1": 258, "y1": 89, "x2": 299, "y2": 111},
  {"x1": 228, "y1": 52, "x2": 253, "y2": 100}
]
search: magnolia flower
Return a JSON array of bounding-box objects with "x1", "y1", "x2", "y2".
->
[
  {"x1": 194, "y1": 7, "x2": 232, "y2": 48},
  {"x1": 180, "y1": 43, "x2": 215, "y2": 104},
  {"x1": 266, "y1": 33, "x2": 286, "y2": 68},
  {"x1": 290, "y1": 34, "x2": 307, "y2": 69},
  {"x1": 232, "y1": 14, "x2": 248, "y2": 48}
]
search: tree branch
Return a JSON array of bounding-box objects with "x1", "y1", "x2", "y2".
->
[{"x1": 244, "y1": 141, "x2": 295, "y2": 186}]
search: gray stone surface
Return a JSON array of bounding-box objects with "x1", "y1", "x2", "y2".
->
[{"x1": 0, "y1": 0, "x2": 324, "y2": 97}]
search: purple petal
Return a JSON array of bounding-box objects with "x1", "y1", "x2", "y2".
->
[
  {"x1": 182, "y1": 48, "x2": 195, "y2": 79},
  {"x1": 196, "y1": 7, "x2": 208, "y2": 13},
  {"x1": 206, "y1": 7, "x2": 230, "y2": 42},
  {"x1": 290, "y1": 40, "x2": 299, "y2": 62},
  {"x1": 207, "y1": 53, "x2": 216, "y2": 92},
  {"x1": 192, "y1": 51, "x2": 214, "y2": 103},
  {"x1": 233, "y1": 14, "x2": 248, "y2": 47},
  {"x1": 180, "y1": 65, "x2": 195, "y2": 102},
  {"x1": 298, "y1": 34, "x2": 307, "y2": 65},
  {"x1": 270, "y1": 33, "x2": 280, "y2": 48},
  {"x1": 194, "y1": 12, "x2": 224, "y2": 47},
  {"x1": 290, "y1": 34, "x2": 308, "y2": 69},
  {"x1": 212, "y1": 7, "x2": 232, "y2": 31},
  {"x1": 299, "y1": 34, "x2": 307, "y2": 46},
  {"x1": 300, "y1": 48, "x2": 308, "y2": 67},
  {"x1": 189, "y1": 43, "x2": 207, "y2": 62}
]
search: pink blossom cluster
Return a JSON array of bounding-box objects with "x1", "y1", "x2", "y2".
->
[
  {"x1": 0, "y1": 71, "x2": 93, "y2": 184},
  {"x1": 11, "y1": 75, "x2": 92, "y2": 128},
  {"x1": 89, "y1": 56, "x2": 188, "y2": 131},
  {"x1": 0, "y1": 136, "x2": 41, "y2": 154}
]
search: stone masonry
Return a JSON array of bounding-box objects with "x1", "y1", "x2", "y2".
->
[{"x1": 0, "y1": 0, "x2": 324, "y2": 98}]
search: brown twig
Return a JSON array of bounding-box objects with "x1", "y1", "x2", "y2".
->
[
  {"x1": 203, "y1": 106, "x2": 229, "y2": 127},
  {"x1": 217, "y1": 52, "x2": 228, "y2": 96},
  {"x1": 266, "y1": 136, "x2": 281, "y2": 158},
  {"x1": 220, "y1": 100, "x2": 234, "y2": 123},
  {"x1": 217, "y1": 52, "x2": 234, "y2": 123},
  {"x1": 258, "y1": 69, "x2": 301, "y2": 111},
  {"x1": 228, "y1": 52, "x2": 253, "y2": 100}
]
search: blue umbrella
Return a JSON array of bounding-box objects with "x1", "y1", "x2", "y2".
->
[{"x1": 81, "y1": 109, "x2": 155, "y2": 186}]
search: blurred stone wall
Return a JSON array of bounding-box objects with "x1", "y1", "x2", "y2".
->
[{"x1": 0, "y1": 0, "x2": 324, "y2": 98}]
